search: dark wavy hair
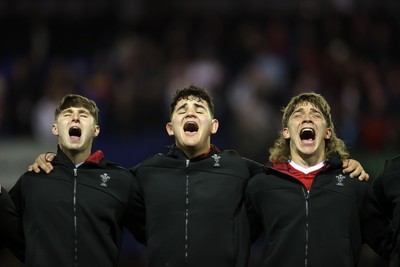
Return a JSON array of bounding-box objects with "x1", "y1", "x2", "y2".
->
[{"x1": 169, "y1": 84, "x2": 215, "y2": 119}]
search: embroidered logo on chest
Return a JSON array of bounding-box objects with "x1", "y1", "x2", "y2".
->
[
  {"x1": 335, "y1": 173, "x2": 346, "y2": 186},
  {"x1": 212, "y1": 154, "x2": 221, "y2": 167},
  {"x1": 100, "y1": 173, "x2": 111, "y2": 187}
]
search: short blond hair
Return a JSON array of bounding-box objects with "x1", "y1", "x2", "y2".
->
[{"x1": 55, "y1": 94, "x2": 99, "y2": 124}]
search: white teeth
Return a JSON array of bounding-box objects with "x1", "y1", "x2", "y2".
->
[{"x1": 301, "y1": 128, "x2": 313, "y2": 134}]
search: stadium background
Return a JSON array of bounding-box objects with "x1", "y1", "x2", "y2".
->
[{"x1": 0, "y1": 0, "x2": 399, "y2": 266}]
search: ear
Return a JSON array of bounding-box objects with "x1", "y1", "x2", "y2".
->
[
  {"x1": 282, "y1": 127, "x2": 290, "y2": 139},
  {"x1": 52, "y1": 124, "x2": 58, "y2": 136},
  {"x1": 325, "y1": 128, "x2": 332, "y2": 140},
  {"x1": 94, "y1": 125, "x2": 100, "y2": 137},
  {"x1": 211, "y1": 119, "x2": 219, "y2": 134},
  {"x1": 166, "y1": 122, "x2": 174, "y2": 136}
]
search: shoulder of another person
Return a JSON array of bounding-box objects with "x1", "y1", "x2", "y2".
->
[
  {"x1": 134, "y1": 153, "x2": 168, "y2": 170},
  {"x1": 219, "y1": 149, "x2": 239, "y2": 155},
  {"x1": 111, "y1": 164, "x2": 131, "y2": 174},
  {"x1": 384, "y1": 154, "x2": 400, "y2": 169}
]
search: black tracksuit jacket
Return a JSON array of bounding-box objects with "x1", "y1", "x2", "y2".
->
[
  {"x1": 373, "y1": 154, "x2": 400, "y2": 267},
  {"x1": 9, "y1": 146, "x2": 144, "y2": 267},
  {"x1": 246, "y1": 158, "x2": 394, "y2": 267},
  {"x1": 0, "y1": 188, "x2": 25, "y2": 261},
  {"x1": 131, "y1": 145, "x2": 262, "y2": 267}
]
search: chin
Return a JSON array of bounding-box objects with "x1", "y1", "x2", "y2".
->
[
  {"x1": 67, "y1": 144, "x2": 83, "y2": 150},
  {"x1": 299, "y1": 148, "x2": 317, "y2": 156},
  {"x1": 184, "y1": 143, "x2": 199, "y2": 149}
]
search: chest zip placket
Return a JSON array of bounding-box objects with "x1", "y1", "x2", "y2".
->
[
  {"x1": 302, "y1": 187, "x2": 310, "y2": 267},
  {"x1": 184, "y1": 159, "x2": 190, "y2": 262},
  {"x1": 73, "y1": 168, "x2": 78, "y2": 267}
]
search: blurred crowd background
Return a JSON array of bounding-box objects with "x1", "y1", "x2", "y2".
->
[{"x1": 0, "y1": 0, "x2": 400, "y2": 266}]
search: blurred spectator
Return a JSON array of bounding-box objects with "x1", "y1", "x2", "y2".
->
[{"x1": 32, "y1": 59, "x2": 74, "y2": 143}]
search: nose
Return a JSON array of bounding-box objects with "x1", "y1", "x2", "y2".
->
[
  {"x1": 185, "y1": 106, "x2": 196, "y2": 117},
  {"x1": 302, "y1": 112, "x2": 312, "y2": 123},
  {"x1": 71, "y1": 112, "x2": 80, "y2": 121}
]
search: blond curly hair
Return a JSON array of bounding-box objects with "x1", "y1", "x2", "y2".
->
[{"x1": 269, "y1": 92, "x2": 349, "y2": 163}]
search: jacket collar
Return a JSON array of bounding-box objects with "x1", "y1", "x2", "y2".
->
[
  {"x1": 55, "y1": 146, "x2": 105, "y2": 168},
  {"x1": 167, "y1": 144, "x2": 221, "y2": 161},
  {"x1": 266, "y1": 156, "x2": 343, "y2": 173}
]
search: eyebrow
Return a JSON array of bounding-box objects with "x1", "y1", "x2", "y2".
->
[
  {"x1": 61, "y1": 107, "x2": 90, "y2": 114},
  {"x1": 176, "y1": 102, "x2": 207, "y2": 112},
  {"x1": 292, "y1": 107, "x2": 322, "y2": 114}
]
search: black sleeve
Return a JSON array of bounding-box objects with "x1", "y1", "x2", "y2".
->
[
  {"x1": 245, "y1": 184, "x2": 264, "y2": 243},
  {"x1": 372, "y1": 159, "x2": 399, "y2": 220},
  {"x1": 361, "y1": 183, "x2": 394, "y2": 260},
  {"x1": 0, "y1": 186, "x2": 25, "y2": 262},
  {"x1": 242, "y1": 157, "x2": 263, "y2": 176},
  {"x1": 122, "y1": 171, "x2": 146, "y2": 246}
]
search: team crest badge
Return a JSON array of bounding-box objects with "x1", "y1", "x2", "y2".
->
[
  {"x1": 100, "y1": 173, "x2": 111, "y2": 187},
  {"x1": 335, "y1": 174, "x2": 346, "y2": 186},
  {"x1": 212, "y1": 154, "x2": 221, "y2": 167}
]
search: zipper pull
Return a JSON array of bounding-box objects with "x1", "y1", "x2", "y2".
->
[
  {"x1": 186, "y1": 159, "x2": 190, "y2": 168},
  {"x1": 302, "y1": 187, "x2": 309, "y2": 199}
]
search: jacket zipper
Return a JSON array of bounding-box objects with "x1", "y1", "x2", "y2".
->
[
  {"x1": 302, "y1": 187, "x2": 309, "y2": 267},
  {"x1": 73, "y1": 168, "x2": 78, "y2": 267},
  {"x1": 184, "y1": 159, "x2": 190, "y2": 262}
]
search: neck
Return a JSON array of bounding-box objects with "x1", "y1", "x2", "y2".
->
[
  {"x1": 178, "y1": 144, "x2": 211, "y2": 159},
  {"x1": 63, "y1": 149, "x2": 91, "y2": 165}
]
